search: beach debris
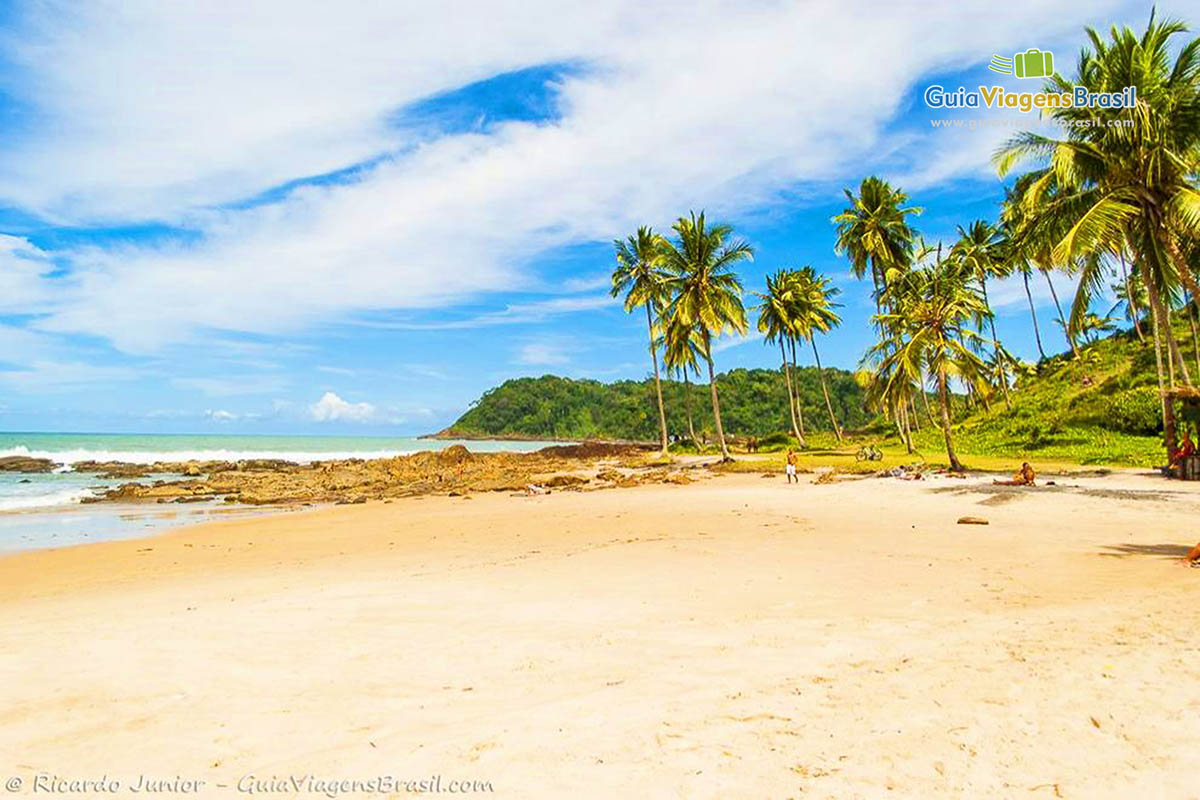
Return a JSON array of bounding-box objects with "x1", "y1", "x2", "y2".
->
[
  {"x1": 956, "y1": 516, "x2": 989, "y2": 525},
  {"x1": 813, "y1": 471, "x2": 838, "y2": 485}
]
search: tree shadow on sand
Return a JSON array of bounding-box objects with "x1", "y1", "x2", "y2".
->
[{"x1": 1099, "y1": 543, "x2": 1195, "y2": 559}]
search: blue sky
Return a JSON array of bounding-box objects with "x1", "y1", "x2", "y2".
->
[{"x1": 0, "y1": 0, "x2": 1158, "y2": 434}]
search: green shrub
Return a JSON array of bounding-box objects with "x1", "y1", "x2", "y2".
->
[{"x1": 1105, "y1": 386, "x2": 1162, "y2": 435}]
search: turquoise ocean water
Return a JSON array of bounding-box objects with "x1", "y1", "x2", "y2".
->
[{"x1": 0, "y1": 432, "x2": 563, "y2": 552}]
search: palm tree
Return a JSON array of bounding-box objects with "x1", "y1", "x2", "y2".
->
[
  {"x1": 999, "y1": 191, "x2": 1047, "y2": 360},
  {"x1": 791, "y1": 266, "x2": 845, "y2": 441},
  {"x1": 661, "y1": 315, "x2": 706, "y2": 448},
  {"x1": 995, "y1": 12, "x2": 1200, "y2": 451},
  {"x1": 872, "y1": 254, "x2": 989, "y2": 471},
  {"x1": 834, "y1": 177, "x2": 922, "y2": 443},
  {"x1": 659, "y1": 211, "x2": 753, "y2": 461},
  {"x1": 753, "y1": 270, "x2": 806, "y2": 446},
  {"x1": 612, "y1": 227, "x2": 672, "y2": 456},
  {"x1": 833, "y1": 177, "x2": 922, "y2": 313},
  {"x1": 952, "y1": 220, "x2": 1013, "y2": 408},
  {"x1": 1004, "y1": 172, "x2": 1083, "y2": 358}
]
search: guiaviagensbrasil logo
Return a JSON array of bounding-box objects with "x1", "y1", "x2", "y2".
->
[
  {"x1": 989, "y1": 48, "x2": 1054, "y2": 79},
  {"x1": 924, "y1": 46, "x2": 1135, "y2": 112}
]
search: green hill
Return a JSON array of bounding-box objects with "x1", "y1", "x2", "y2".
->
[
  {"x1": 911, "y1": 326, "x2": 1176, "y2": 467},
  {"x1": 440, "y1": 326, "x2": 1180, "y2": 467},
  {"x1": 437, "y1": 367, "x2": 870, "y2": 442}
]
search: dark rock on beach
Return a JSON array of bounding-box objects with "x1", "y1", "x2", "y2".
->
[{"x1": 0, "y1": 456, "x2": 58, "y2": 473}]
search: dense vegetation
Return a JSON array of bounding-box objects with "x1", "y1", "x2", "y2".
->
[
  {"x1": 441, "y1": 367, "x2": 870, "y2": 442},
  {"x1": 910, "y1": 324, "x2": 1176, "y2": 467}
]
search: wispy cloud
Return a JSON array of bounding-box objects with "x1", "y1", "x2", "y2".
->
[
  {"x1": 516, "y1": 342, "x2": 570, "y2": 366},
  {"x1": 0, "y1": 0, "x2": 1134, "y2": 354},
  {"x1": 172, "y1": 375, "x2": 289, "y2": 397}
]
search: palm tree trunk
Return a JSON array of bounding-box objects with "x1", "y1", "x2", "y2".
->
[
  {"x1": 918, "y1": 366, "x2": 938, "y2": 429},
  {"x1": 1148, "y1": 285, "x2": 1176, "y2": 455},
  {"x1": 810, "y1": 338, "x2": 842, "y2": 441},
  {"x1": 1139, "y1": 257, "x2": 1177, "y2": 454},
  {"x1": 703, "y1": 332, "x2": 730, "y2": 461},
  {"x1": 1118, "y1": 251, "x2": 1144, "y2": 343},
  {"x1": 1022, "y1": 267, "x2": 1046, "y2": 359},
  {"x1": 1043, "y1": 268, "x2": 1079, "y2": 357},
  {"x1": 683, "y1": 372, "x2": 698, "y2": 448},
  {"x1": 780, "y1": 338, "x2": 805, "y2": 447},
  {"x1": 1164, "y1": 305, "x2": 1191, "y2": 386},
  {"x1": 979, "y1": 275, "x2": 1011, "y2": 410},
  {"x1": 1188, "y1": 292, "x2": 1200, "y2": 380},
  {"x1": 788, "y1": 337, "x2": 806, "y2": 439},
  {"x1": 938, "y1": 364, "x2": 963, "y2": 471},
  {"x1": 645, "y1": 303, "x2": 669, "y2": 456},
  {"x1": 900, "y1": 399, "x2": 914, "y2": 454}
]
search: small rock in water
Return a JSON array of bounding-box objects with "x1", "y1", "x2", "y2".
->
[{"x1": 957, "y1": 516, "x2": 989, "y2": 525}]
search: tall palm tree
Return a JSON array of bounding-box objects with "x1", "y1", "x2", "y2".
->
[
  {"x1": 791, "y1": 266, "x2": 845, "y2": 441},
  {"x1": 995, "y1": 12, "x2": 1200, "y2": 451},
  {"x1": 834, "y1": 177, "x2": 922, "y2": 443},
  {"x1": 872, "y1": 255, "x2": 989, "y2": 471},
  {"x1": 952, "y1": 219, "x2": 1013, "y2": 408},
  {"x1": 612, "y1": 227, "x2": 672, "y2": 456},
  {"x1": 753, "y1": 270, "x2": 806, "y2": 446},
  {"x1": 659, "y1": 211, "x2": 753, "y2": 461}
]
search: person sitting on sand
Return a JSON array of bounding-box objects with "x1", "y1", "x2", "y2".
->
[
  {"x1": 993, "y1": 462, "x2": 1035, "y2": 487},
  {"x1": 785, "y1": 449, "x2": 798, "y2": 484}
]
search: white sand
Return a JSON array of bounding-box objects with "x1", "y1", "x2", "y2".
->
[{"x1": 2, "y1": 470, "x2": 1198, "y2": 798}]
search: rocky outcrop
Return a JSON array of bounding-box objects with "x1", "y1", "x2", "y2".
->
[
  {"x1": 0, "y1": 456, "x2": 57, "y2": 473},
  {"x1": 83, "y1": 442, "x2": 703, "y2": 506}
]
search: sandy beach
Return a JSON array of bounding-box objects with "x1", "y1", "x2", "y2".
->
[{"x1": 3, "y1": 470, "x2": 1199, "y2": 798}]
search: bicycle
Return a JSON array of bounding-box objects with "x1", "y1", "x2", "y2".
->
[{"x1": 855, "y1": 444, "x2": 883, "y2": 462}]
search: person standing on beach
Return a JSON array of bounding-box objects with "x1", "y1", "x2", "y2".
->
[{"x1": 785, "y1": 449, "x2": 798, "y2": 484}]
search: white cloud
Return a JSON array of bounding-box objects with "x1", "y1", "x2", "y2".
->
[
  {"x1": 309, "y1": 390, "x2": 376, "y2": 422},
  {"x1": 1, "y1": 0, "x2": 1139, "y2": 353},
  {"x1": 0, "y1": 235, "x2": 58, "y2": 314},
  {"x1": 0, "y1": 360, "x2": 141, "y2": 391},
  {"x1": 516, "y1": 342, "x2": 570, "y2": 366},
  {"x1": 172, "y1": 375, "x2": 289, "y2": 396},
  {"x1": 205, "y1": 409, "x2": 238, "y2": 422}
]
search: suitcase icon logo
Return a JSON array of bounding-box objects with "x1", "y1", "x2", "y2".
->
[{"x1": 989, "y1": 49, "x2": 1054, "y2": 79}]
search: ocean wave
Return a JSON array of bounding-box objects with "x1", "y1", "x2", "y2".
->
[
  {"x1": 0, "y1": 445, "x2": 416, "y2": 467},
  {"x1": 0, "y1": 487, "x2": 99, "y2": 512}
]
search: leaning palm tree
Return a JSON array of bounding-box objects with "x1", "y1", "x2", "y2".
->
[
  {"x1": 612, "y1": 227, "x2": 672, "y2": 456},
  {"x1": 659, "y1": 211, "x2": 753, "y2": 461},
  {"x1": 791, "y1": 266, "x2": 845, "y2": 441},
  {"x1": 872, "y1": 254, "x2": 989, "y2": 471},
  {"x1": 952, "y1": 219, "x2": 1013, "y2": 408},
  {"x1": 995, "y1": 12, "x2": 1200, "y2": 451},
  {"x1": 753, "y1": 270, "x2": 806, "y2": 446}
]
